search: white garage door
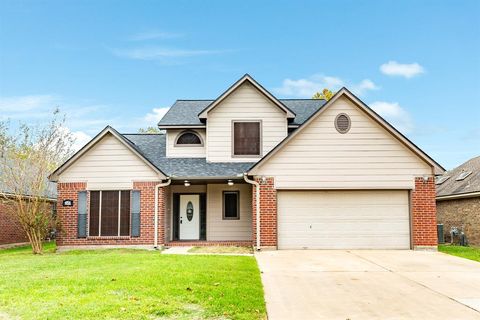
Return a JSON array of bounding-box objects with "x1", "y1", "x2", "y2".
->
[{"x1": 277, "y1": 190, "x2": 410, "y2": 249}]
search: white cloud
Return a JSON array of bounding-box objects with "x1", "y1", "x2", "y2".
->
[
  {"x1": 112, "y1": 46, "x2": 227, "y2": 61},
  {"x1": 71, "y1": 130, "x2": 92, "y2": 151},
  {"x1": 0, "y1": 94, "x2": 57, "y2": 112},
  {"x1": 370, "y1": 101, "x2": 414, "y2": 133},
  {"x1": 380, "y1": 61, "x2": 425, "y2": 78},
  {"x1": 274, "y1": 74, "x2": 378, "y2": 98},
  {"x1": 351, "y1": 79, "x2": 380, "y2": 96},
  {"x1": 129, "y1": 31, "x2": 183, "y2": 41},
  {"x1": 144, "y1": 107, "x2": 170, "y2": 124}
]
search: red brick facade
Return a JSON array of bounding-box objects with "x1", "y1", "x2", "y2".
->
[
  {"x1": 56, "y1": 182, "x2": 165, "y2": 247},
  {"x1": 252, "y1": 177, "x2": 277, "y2": 248},
  {"x1": 0, "y1": 200, "x2": 28, "y2": 245},
  {"x1": 411, "y1": 177, "x2": 438, "y2": 248}
]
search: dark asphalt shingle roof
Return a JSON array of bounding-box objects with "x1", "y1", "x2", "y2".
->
[
  {"x1": 158, "y1": 99, "x2": 327, "y2": 126},
  {"x1": 122, "y1": 134, "x2": 253, "y2": 178},
  {"x1": 436, "y1": 156, "x2": 480, "y2": 197}
]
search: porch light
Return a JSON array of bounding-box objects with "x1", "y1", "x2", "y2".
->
[
  {"x1": 184, "y1": 180, "x2": 191, "y2": 187},
  {"x1": 227, "y1": 179, "x2": 234, "y2": 186}
]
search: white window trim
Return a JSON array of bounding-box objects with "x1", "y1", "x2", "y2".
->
[{"x1": 174, "y1": 130, "x2": 204, "y2": 147}]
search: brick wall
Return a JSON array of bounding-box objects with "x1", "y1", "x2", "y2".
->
[
  {"x1": 0, "y1": 200, "x2": 28, "y2": 245},
  {"x1": 252, "y1": 177, "x2": 277, "y2": 248},
  {"x1": 57, "y1": 182, "x2": 165, "y2": 247},
  {"x1": 411, "y1": 177, "x2": 438, "y2": 248},
  {"x1": 437, "y1": 197, "x2": 480, "y2": 246}
]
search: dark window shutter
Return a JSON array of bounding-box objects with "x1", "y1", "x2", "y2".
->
[
  {"x1": 131, "y1": 190, "x2": 141, "y2": 237},
  {"x1": 77, "y1": 191, "x2": 87, "y2": 238}
]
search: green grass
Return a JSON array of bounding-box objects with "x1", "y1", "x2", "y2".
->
[
  {"x1": 438, "y1": 244, "x2": 480, "y2": 262},
  {"x1": 0, "y1": 243, "x2": 266, "y2": 320},
  {"x1": 188, "y1": 246, "x2": 254, "y2": 255}
]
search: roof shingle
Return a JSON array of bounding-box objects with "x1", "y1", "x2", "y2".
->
[
  {"x1": 122, "y1": 133, "x2": 253, "y2": 178},
  {"x1": 436, "y1": 156, "x2": 480, "y2": 197},
  {"x1": 158, "y1": 99, "x2": 326, "y2": 126}
]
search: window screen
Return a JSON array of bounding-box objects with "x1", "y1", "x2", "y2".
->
[
  {"x1": 233, "y1": 122, "x2": 260, "y2": 156},
  {"x1": 89, "y1": 190, "x2": 131, "y2": 237},
  {"x1": 223, "y1": 191, "x2": 239, "y2": 219}
]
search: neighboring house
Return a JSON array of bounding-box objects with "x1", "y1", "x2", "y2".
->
[
  {"x1": 436, "y1": 156, "x2": 480, "y2": 245},
  {"x1": 49, "y1": 75, "x2": 444, "y2": 250},
  {"x1": 0, "y1": 184, "x2": 57, "y2": 246}
]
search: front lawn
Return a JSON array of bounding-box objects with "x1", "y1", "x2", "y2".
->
[
  {"x1": 0, "y1": 243, "x2": 265, "y2": 320},
  {"x1": 438, "y1": 244, "x2": 480, "y2": 262},
  {"x1": 188, "y1": 246, "x2": 254, "y2": 255}
]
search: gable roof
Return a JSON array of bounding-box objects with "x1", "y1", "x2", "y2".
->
[
  {"x1": 436, "y1": 156, "x2": 480, "y2": 199},
  {"x1": 48, "y1": 126, "x2": 167, "y2": 181},
  {"x1": 197, "y1": 74, "x2": 296, "y2": 119},
  {"x1": 158, "y1": 99, "x2": 326, "y2": 128},
  {"x1": 248, "y1": 87, "x2": 445, "y2": 175}
]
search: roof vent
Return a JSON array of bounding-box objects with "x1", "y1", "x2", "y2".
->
[
  {"x1": 435, "y1": 176, "x2": 450, "y2": 185},
  {"x1": 335, "y1": 113, "x2": 351, "y2": 134},
  {"x1": 456, "y1": 171, "x2": 472, "y2": 181}
]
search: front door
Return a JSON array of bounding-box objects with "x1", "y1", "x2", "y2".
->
[{"x1": 179, "y1": 194, "x2": 200, "y2": 240}]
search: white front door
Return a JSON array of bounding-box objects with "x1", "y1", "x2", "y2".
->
[{"x1": 179, "y1": 194, "x2": 200, "y2": 240}]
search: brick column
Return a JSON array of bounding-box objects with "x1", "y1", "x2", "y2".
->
[
  {"x1": 411, "y1": 177, "x2": 437, "y2": 250},
  {"x1": 57, "y1": 182, "x2": 87, "y2": 246},
  {"x1": 252, "y1": 177, "x2": 277, "y2": 249}
]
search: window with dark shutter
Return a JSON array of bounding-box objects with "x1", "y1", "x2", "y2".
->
[
  {"x1": 233, "y1": 121, "x2": 261, "y2": 156},
  {"x1": 223, "y1": 191, "x2": 239, "y2": 220},
  {"x1": 88, "y1": 190, "x2": 131, "y2": 237}
]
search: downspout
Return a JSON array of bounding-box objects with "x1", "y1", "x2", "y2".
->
[
  {"x1": 154, "y1": 177, "x2": 171, "y2": 249},
  {"x1": 244, "y1": 173, "x2": 261, "y2": 250}
]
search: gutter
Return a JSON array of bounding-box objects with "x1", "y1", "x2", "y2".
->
[
  {"x1": 154, "y1": 178, "x2": 171, "y2": 249},
  {"x1": 436, "y1": 191, "x2": 480, "y2": 201},
  {"x1": 244, "y1": 173, "x2": 260, "y2": 250}
]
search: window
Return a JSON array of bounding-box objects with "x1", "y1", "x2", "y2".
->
[
  {"x1": 456, "y1": 171, "x2": 472, "y2": 181},
  {"x1": 175, "y1": 131, "x2": 203, "y2": 146},
  {"x1": 335, "y1": 113, "x2": 351, "y2": 134},
  {"x1": 89, "y1": 190, "x2": 130, "y2": 237},
  {"x1": 233, "y1": 121, "x2": 261, "y2": 156},
  {"x1": 223, "y1": 191, "x2": 239, "y2": 220},
  {"x1": 435, "y1": 176, "x2": 450, "y2": 185}
]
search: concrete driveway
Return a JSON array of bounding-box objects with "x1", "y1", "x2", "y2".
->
[{"x1": 255, "y1": 250, "x2": 480, "y2": 320}]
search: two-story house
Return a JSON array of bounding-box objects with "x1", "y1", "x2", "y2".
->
[{"x1": 49, "y1": 74, "x2": 444, "y2": 250}]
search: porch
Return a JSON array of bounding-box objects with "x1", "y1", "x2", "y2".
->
[{"x1": 163, "y1": 178, "x2": 253, "y2": 245}]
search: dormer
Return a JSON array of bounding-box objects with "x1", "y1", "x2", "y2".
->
[{"x1": 199, "y1": 74, "x2": 295, "y2": 162}]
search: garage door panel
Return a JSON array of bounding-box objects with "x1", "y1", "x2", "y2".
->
[{"x1": 278, "y1": 190, "x2": 410, "y2": 249}]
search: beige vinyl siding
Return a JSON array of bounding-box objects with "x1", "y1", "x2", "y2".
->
[
  {"x1": 58, "y1": 133, "x2": 160, "y2": 189},
  {"x1": 206, "y1": 184, "x2": 252, "y2": 241},
  {"x1": 207, "y1": 82, "x2": 288, "y2": 162},
  {"x1": 252, "y1": 96, "x2": 431, "y2": 189},
  {"x1": 277, "y1": 190, "x2": 410, "y2": 249},
  {"x1": 166, "y1": 129, "x2": 206, "y2": 158}
]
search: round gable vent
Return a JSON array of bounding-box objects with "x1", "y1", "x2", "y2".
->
[{"x1": 335, "y1": 113, "x2": 351, "y2": 134}]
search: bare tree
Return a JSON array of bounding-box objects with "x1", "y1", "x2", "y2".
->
[{"x1": 0, "y1": 110, "x2": 74, "y2": 254}]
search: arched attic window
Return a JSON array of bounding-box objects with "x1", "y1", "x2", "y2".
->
[{"x1": 174, "y1": 131, "x2": 203, "y2": 146}]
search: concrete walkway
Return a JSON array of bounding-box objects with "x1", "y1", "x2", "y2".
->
[{"x1": 255, "y1": 250, "x2": 480, "y2": 320}]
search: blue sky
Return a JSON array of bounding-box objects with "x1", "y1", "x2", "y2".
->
[{"x1": 0, "y1": 0, "x2": 479, "y2": 169}]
